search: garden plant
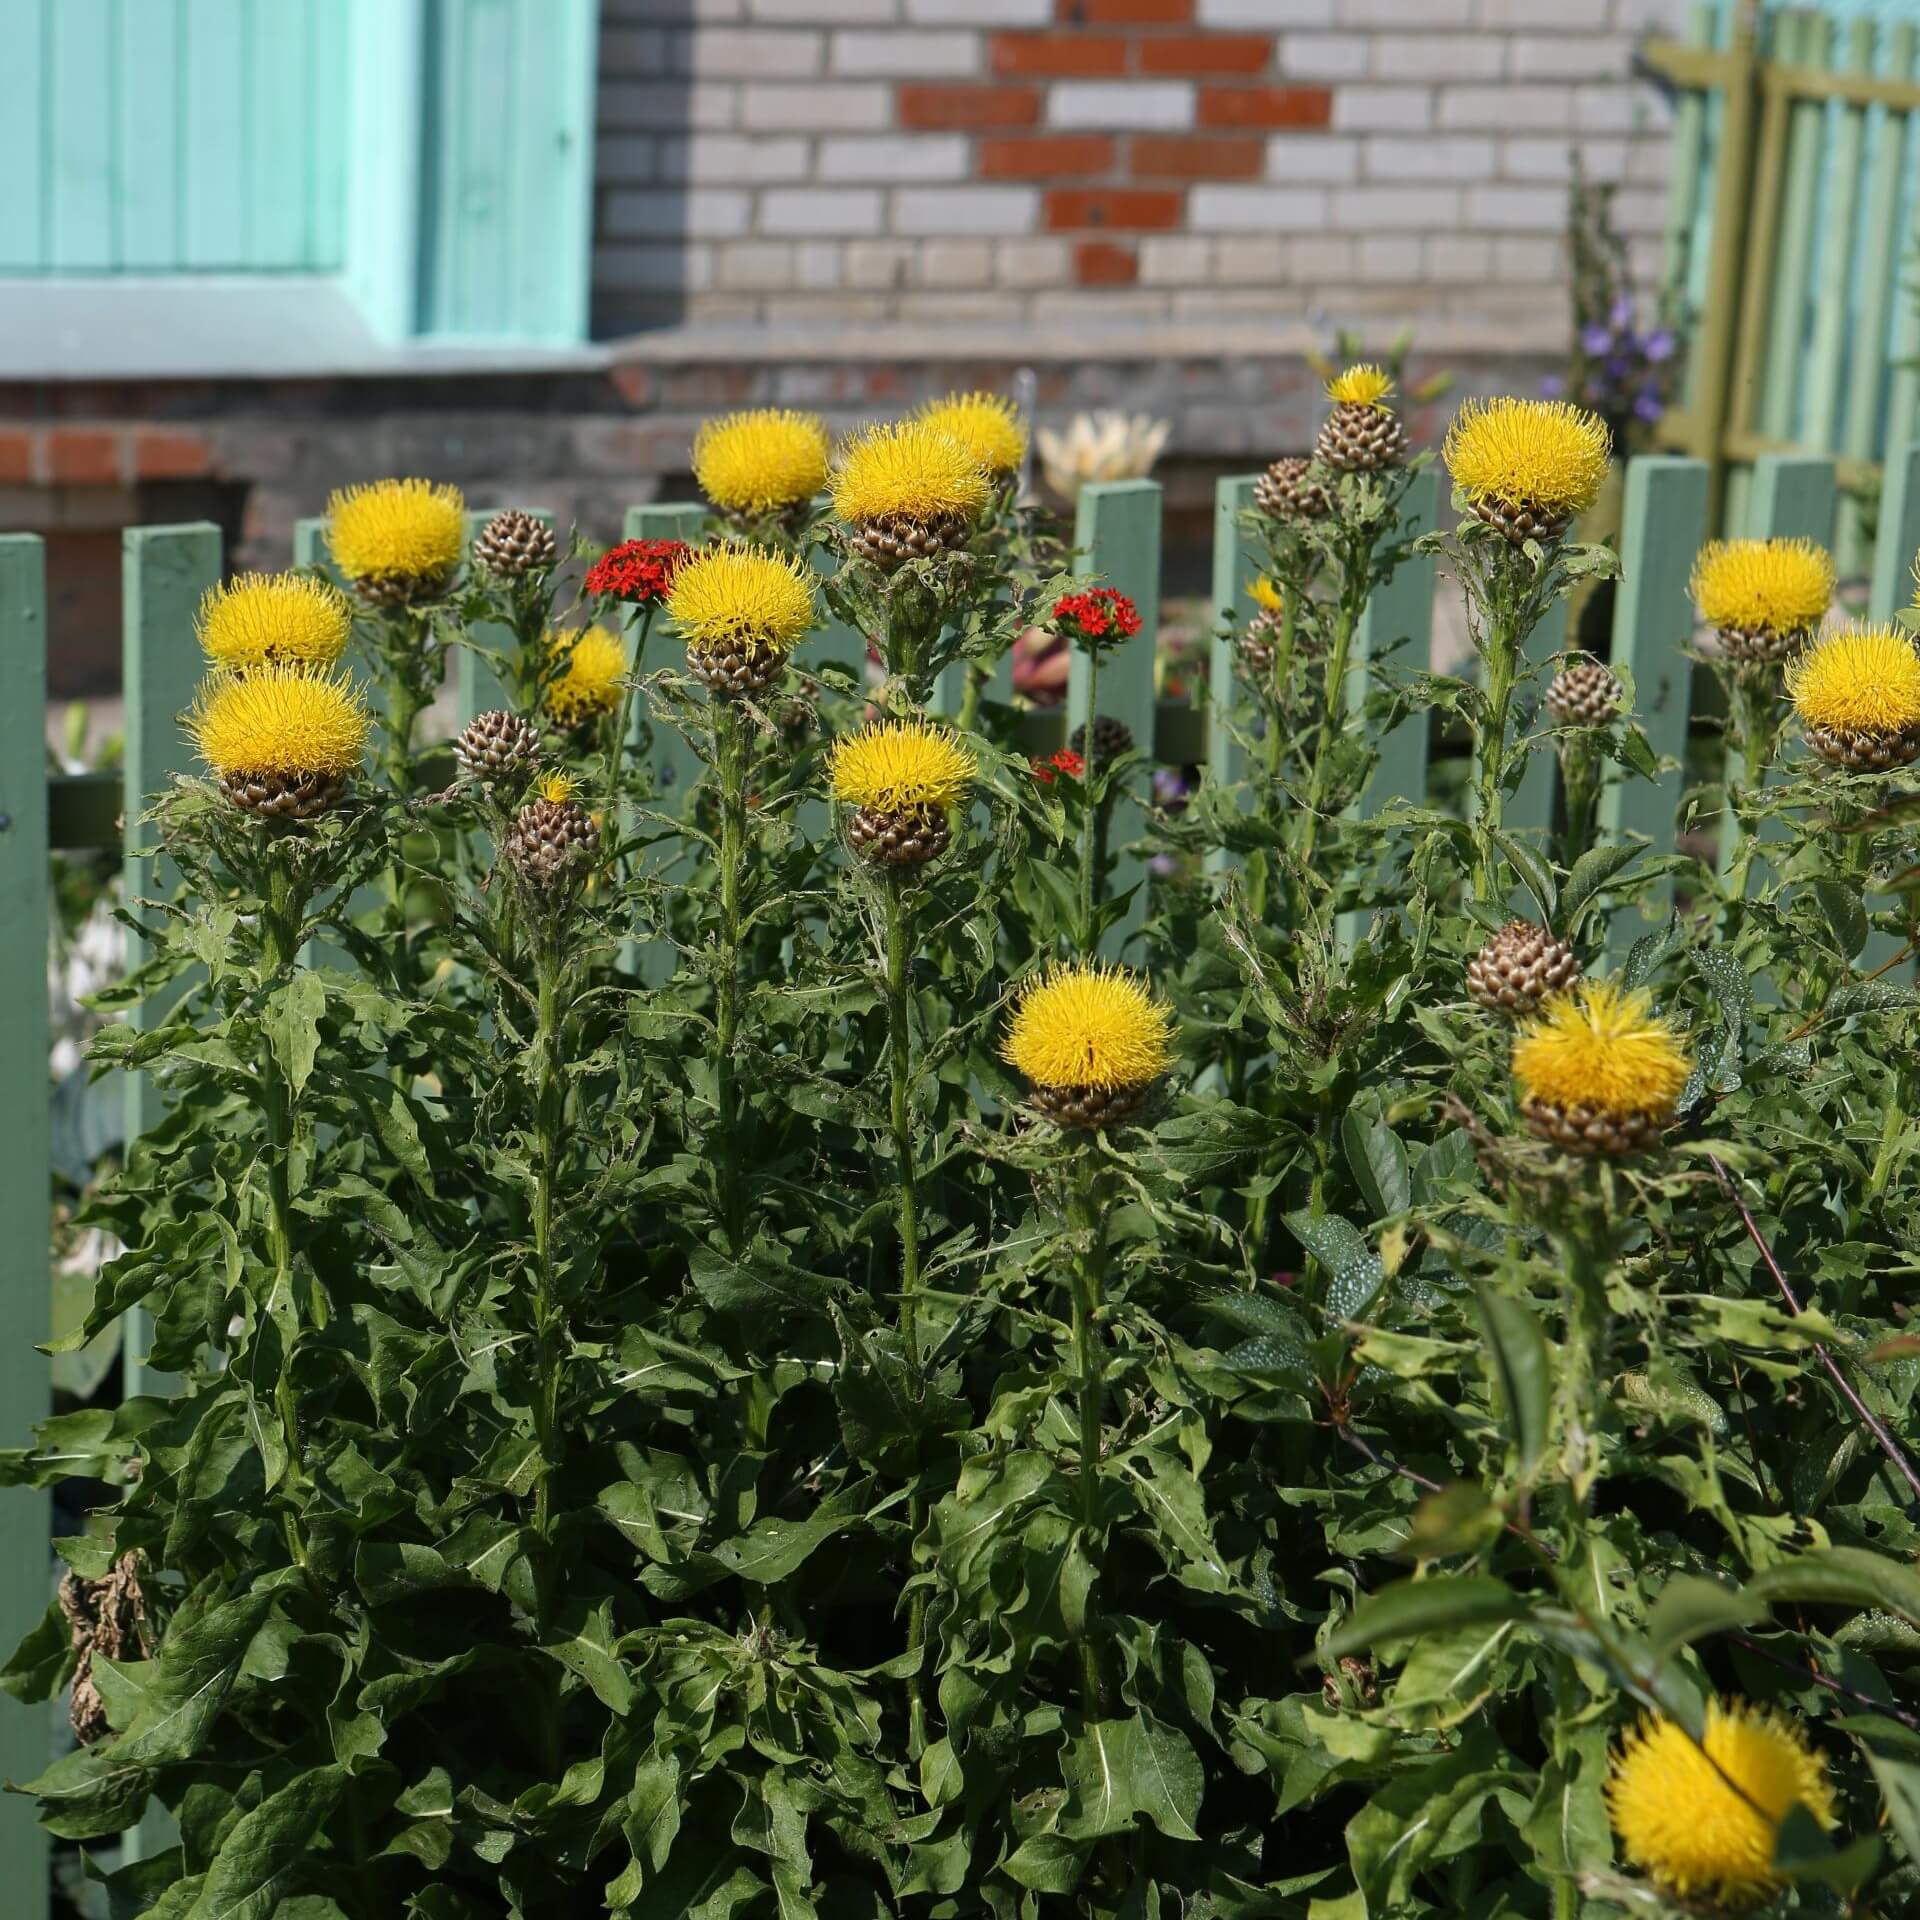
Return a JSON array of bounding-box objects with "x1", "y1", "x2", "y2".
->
[{"x1": 11, "y1": 378, "x2": 1920, "y2": 1920}]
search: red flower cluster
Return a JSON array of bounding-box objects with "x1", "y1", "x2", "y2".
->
[
  {"x1": 1051, "y1": 587, "x2": 1142, "y2": 648},
  {"x1": 584, "y1": 538, "x2": 691, "y2": 605},
  {"x1": 1029, "y1": 748, "x2": 1085, "y2": 785}
]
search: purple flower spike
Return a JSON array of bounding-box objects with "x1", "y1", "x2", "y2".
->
[
  {"x1": 1643, "y1": 329, "x2": 1676, "y2": 362},
  {"x1": 1633, "y1": 390, "x2": 1664, "y2": 422},
  {"x1": 1581, "y1": 324, "x2": 1615, "y2": 356},
  {"x1": 1541, "y1": 373, "x2": 1567, "y2": 398}
]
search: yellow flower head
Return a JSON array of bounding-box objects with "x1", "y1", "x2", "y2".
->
[
  {"x1": 667, "y1": 544, "x2": 816, "y2": 658},
  {"x1": 1001, "y1": 963, "x2": 1176, "y2": 1092},
  {"x1": 544, "y1": 624, "x2": 628, "y2": 727},
  {"x1": 325, "y1": 479, "x2": 466, "y2": 587},
  {"x1": 829, "y1": 721, "x2": 976, "y2": 813},
  {"x1": 195, "y1": 572, "x2": 353, "y2": 670},
  {"x1": 1692, "y1": 538, "x2": 1835, "y2": 639},
  {"x1": 1444, "y1": 397, "x2": 1611, "y2": 520},
  {"x1": 188, "y1": 665, "x2": 370, "y2": 780},
  {"x1": 1607, "y1": 1701, "x2": 1835, "y2": 1907},
  {"x1": 692, "y1": 409, "x2": 831, "y2": 518},
  {"x1": 537, "y1": 770, "x2": 579, "y2": 806},
  {"x1": 916, "y1": 391, "x2": 1027, "y2": 481},
  {"x1": 830, "y1": 422, "x2": 992, "y2": 528},
  {"x1": 1786, "y1": 623, "x2": 1920, "y2": 737},
  {"x1": 1511, "y1": 980, "x2": 1690, "y2": 1122},
  {"x1": 1326, "y1": 364, "x2": 1394, "y2": 411},
  {"x1": 1251, "y1": 576, "x2": 1285, "y2": 617}
]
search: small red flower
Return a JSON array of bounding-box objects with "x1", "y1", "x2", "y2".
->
[
  {"x1": 1030, "y1": 756, "x2": 1056, "y2": 785},
  {"x1": 585, "y1": 538, "x2": 691, "y2": 605},
  {"x1": 1051, "y1": 587, "x2": 1142, "y2": 650},
  {"x1": 1052, "y1": 748, "x2": 1085, "y2": 777}
]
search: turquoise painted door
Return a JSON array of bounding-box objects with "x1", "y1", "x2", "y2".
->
[{"x1": 0, "y1": 0, "x2": 349, "y2": 274}]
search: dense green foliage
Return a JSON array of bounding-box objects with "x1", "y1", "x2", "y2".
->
[{"x1": 11, "y1": 448, "x2": 1920, "y2": 1920}]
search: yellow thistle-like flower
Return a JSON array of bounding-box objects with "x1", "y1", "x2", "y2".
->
[
  {"x1": 324, "y1": 479, "x2": 466, "y2": 587},
  {"x1": 1607, "y1": 1701, "x2": 1835, "y2": 1907},
  {"x1": 1325, "y1": 364, "x2": 1395, "y2": 411},
  {"x1": 830, "y1": 421, "x2": 992, "y2": 528},
  {"x1": 1001, "y1": 963, "x2": 1176, "y2": 1092},
  {"x1": 544, "y1": 624, "x2": 628, "y2": 727},
  {"x1": 188, "y1": 664, "x2": 369, "y2": 780},
  {"x1": 1785, "y1": 623, "x2": 1920, "y2": 737},
  {"x1": 1692, "y1": 538, "x2": 1835, "y2": 639},
  {"x1": 829, "y1": 721, "x2": 976, "y2": 813},
  {"x1": 667, "y1": 544, "x2": 816, "y2": 657},
  {"x1": 692, "y1": 409, "x2": 830, "y2": 519},
  {"x1": 195, "y1": 572, "x2": 353, "y2": 670},
  {"x1": 1251, "y1": 577, "x2": 1285, "y2": 616},
  {"x1": 1444, "y1": 397, "x2": 1611, "y2": 520},
  {"x1": 1511, "y1": 980, "x2": 1690, "y2": 1122},
  {"x1": 916, "y1": 391, "x2": 1027, "y2": 481},
  {"x1": 536, "y1": 770, "x2": 579, "y2": 806}
]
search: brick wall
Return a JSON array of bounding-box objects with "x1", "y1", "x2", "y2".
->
[{"x1": 593, "y1": 0, "x2": 1687, "y2": 344}]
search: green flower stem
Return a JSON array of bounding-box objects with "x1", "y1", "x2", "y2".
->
[
  {"x1": 1245, "y1": 594, "x2": 1300, "y2": 930},
  {"x1": 1557, "y1": 738, "x2": 1601, "y2": 872},
  {"x1": 1067, "y1": 1152, "x2": 1111, "y2": 1718},
  {"x1": 603, "y1": 605, "x2": 654, "y2": 835},
  {"x1": 1470, "y1": 599, "x2": 1522, "y2": 906},
  {"x1": 258, "y1": 846, "x2": 311, "y2": 1562},
  {"x1": 956, "y1": 660, "x2": 988, "y2": 735},
  {"x1": 1298, "y1": 531, "x2": 1373, "y2": 883},
  {"x1": 1550, "y1": 1188, "x2": 1614, "y2": 1512},
  {"x1": 1724, "y1": 671, "x2": 1780, "y2": 904},
  {"x1": 529, "y1": 939, "x2": 566, "y2": 1540},
  {"x1": 712, "y1": 700, "x2": 751, "y2": 1250},
  {"x1": 1077, "y1": 644, "x2": 1103, "y2": 951}
]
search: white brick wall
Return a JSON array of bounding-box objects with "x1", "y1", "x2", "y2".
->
[{"x1": 592, "y1": 0, "x2": 1684, "y2": 347}]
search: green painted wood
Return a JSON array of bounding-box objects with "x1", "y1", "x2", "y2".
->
[
  {"x1": 250, "y1": 0, "x2": 316, "y2": 271},
  {"x1": 1841, "y1": 25, "x2": 1917, "y2": 561},
  {"x1": 1070, "y1": 481, "x2": 1162, "y2": 956},
  {"x1": 1760, "y1": 11, "x2": 1829, "y2": 442},
  {"x1": 1354, "y1": 469, "x2": 1438, "y2": 817},
  {"x1": 0, "y1": 535, "x2": 52, "y2": 1920},
  {"x1": 346, "y1": 0, "x2": 428, "y2": 339},
  {"x1": 1746, "y1": 453, "x2": 1836, "y2": 548},
  {"x1": 1207, "y1": 475, "x2": 1263, "y2": 805},
  {"x1": 625, "y1": 504, "x2": 706, "y2": 985},
  {"x1": 0, "y1": 0, "x2": 47, "y2": 269},
  {"x1": 418, "y1": 0, "x2": 600, "y2": 342},
  {"x1": 122, "y1": 525, "x2": 221, "y2": 1400},
  {"x1": 1868, "y1": 439, "x2": 1920, "y2": 623},
  {"x1": 1600, "y1": 458, "x2": 1708, "y2": 947},
  {"x1": 1662, "y1": 6, "x2": 1711, "y2": 379},
  {"x1": 457, "y1": 508, "x2": 553, "y2": 725},
  {"x1": 117, "y1": 0, "x2": 184, "y2": 272},
  {"x1": 1802, "y1": 17, "x2": 1876, "y2": 456},
  {"x1": 310, "y1": 0, "x2": 349, "y2": 269},
  {"x1": 48, "y1": 0, "x2": 115, "y2": 270},
  {"x1": 182, "y1": 0, "x2": 250, "y2": 268}
]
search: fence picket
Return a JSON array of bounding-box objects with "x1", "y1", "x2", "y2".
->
[
  {"x1": 1760, "y1": 11, "x2": 1831, "y2": 444},
  {"x1": 1802, "y1": 18, "x2": 1877, "y2": 456},
  {"x1": 1356, "y1": 470, "x2": 1439, "y2": 817},
  {"x1": 1868, "y1": 439, "x2": 1920, "y2": 624},
  {"x1": 1070, "y1": 481, "x2": 1162, "y2": 956},
  {"x1": 0, "y1": 536, "x2": 51, "y2": 1920},
  {"x1": 1602, "y1": 458, "x2": 1709, "y2": 948},
  {"x1": 122, "y1": 525, "x2": 220, "y2": 1401},
  {"x1": 1207, "y1": 475, "x2": 1263, "y2": 816}
]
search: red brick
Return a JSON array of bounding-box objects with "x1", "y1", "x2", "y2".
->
[
  {"x1": 133, "y1": 429, "x2": 215, "y2": 480},
  {"x1": 1140, "y1": 35, "x2": 1270, "y2": 76},
  {"x1": 1060, "y1": 0, "x2": 1193, "y2": 19},
  {"x1": 1197, "y1": 85, "x2": 1332, "y2": 130},
  {"x1": 0, "y1": 430, "x2": 30, "y2": 486},
  {"x1": 1045, "y1": 187, "x2": 1184, "y2": 231},
  {"x1": 1074, "y1": 240, "x2": 1139, "y2": 286},
  {"x1": 897, "y1": 83, "x2": 1041, "y2": 131},
  {"x1": 990, "y1": 33, "x2": 1128, "y2": 77},
  {"x1": 1131, "y1": 133, "x2": 1263, "y2": 179},
  {"x1": 980, "y1": 133, "x2": 1115, "y2": 178},
  {"x1": 609, "y1": 362, "x2": 654, "y2": 408},
  {"x1": 46, "y1": 429, "x2": 122, "y2": 487}
]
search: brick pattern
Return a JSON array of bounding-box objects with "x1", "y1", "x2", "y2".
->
[{"x1": 587, "y1": 0, "x2": 1679, "y2": 338}]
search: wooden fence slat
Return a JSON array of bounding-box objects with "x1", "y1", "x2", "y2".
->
[
  {"x1": 1355, "y1": 469, "x2": 1439, "y2": 817},
  {"x1": 1070, "y1": 480, "x2": 1162, "y2": 957},
  {"x1": 1867, "y1": 438, "x2": 1920, "y2": 623},
  {"x1": 458, "y1": 507, "x2": 554, "y2": 725},
  {"x1": 122, "y1": 524, "x2": 221, "y2": 1402},
  {"x1": 1760, "y1": 11, "x2": 1832, "y2": 444},
  {"x1": 1207, "y1": 475, "x2": 1263, "y2": 812},
  {"x1": 1802, "y1": 17, "x2": 1877, "y2": 456},
  {"x1": 1601, "y1": 458, "x2": 1709, "y2": 949},
  {"x1": 0, "y1": 536, "x2": 51, "y2": 1920}
]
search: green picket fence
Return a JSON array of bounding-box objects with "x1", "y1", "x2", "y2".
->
[{"x1": 5, "y1": 444, "x2": 1920, "y2": 1899}]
